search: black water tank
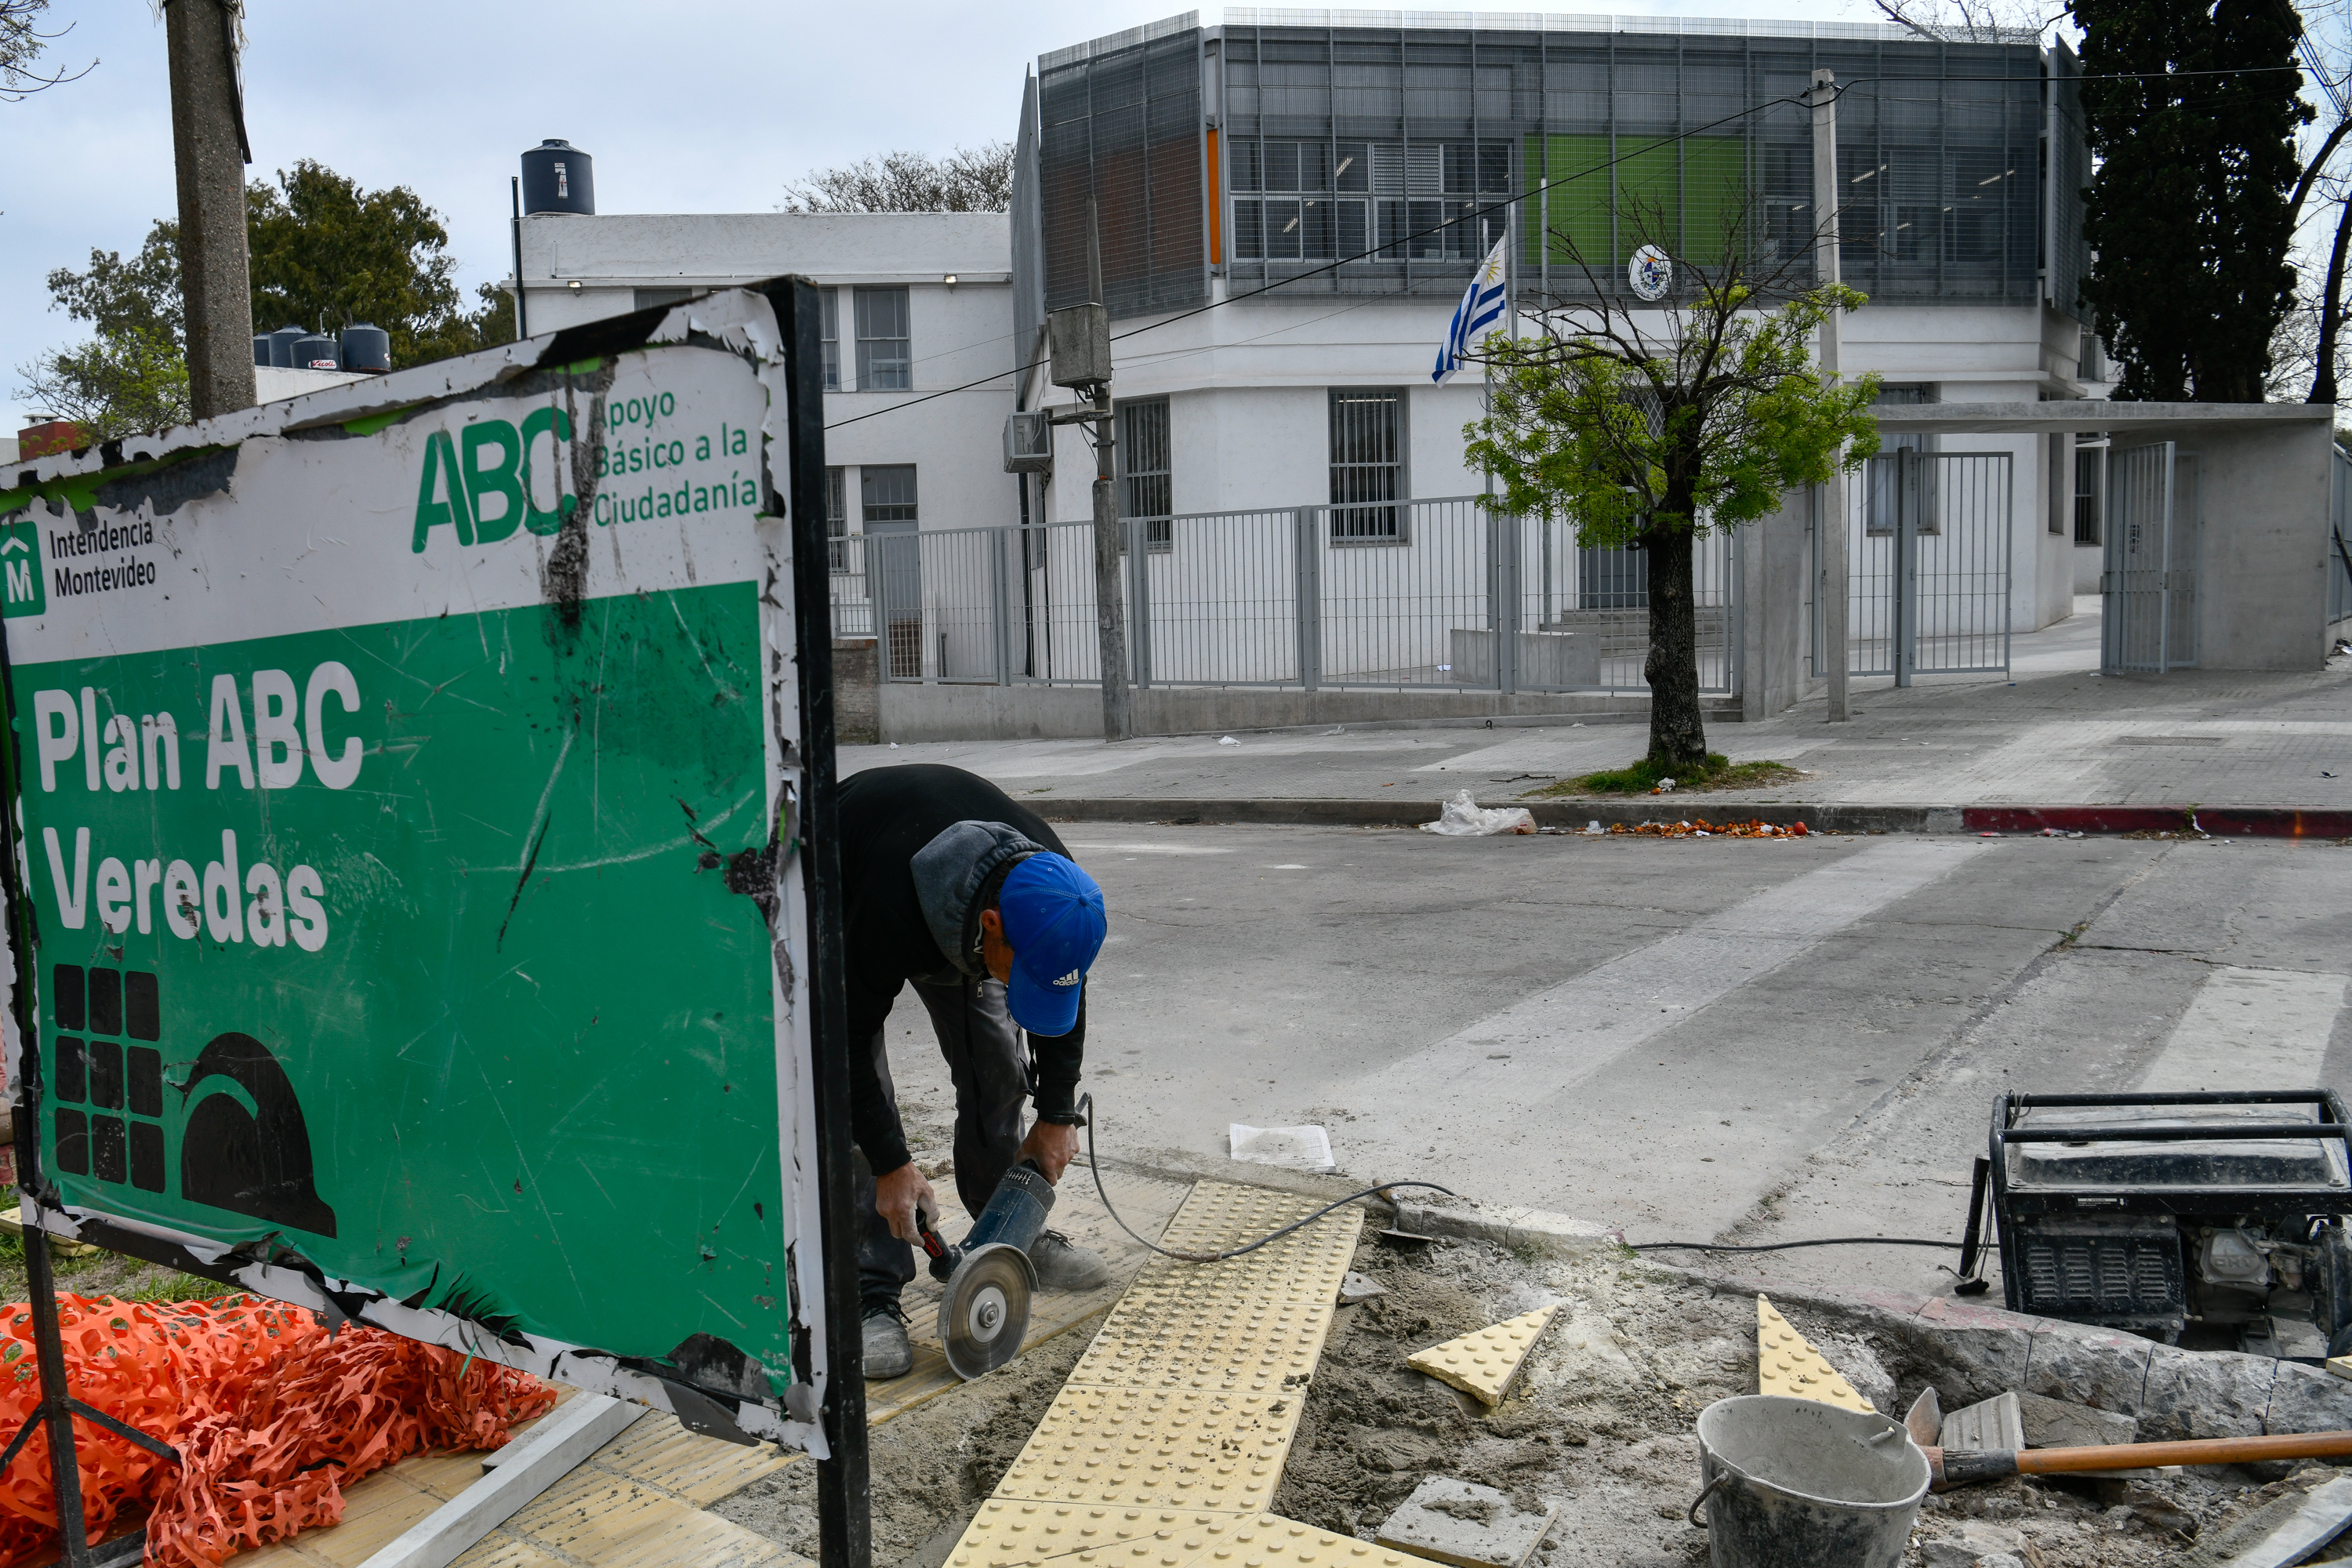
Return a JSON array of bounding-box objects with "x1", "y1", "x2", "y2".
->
[
  {"x1": 292, "y1": 334, "x2": 340, "y2": 370},
  {"x1": 521, "y1": 139, "x2": 594, "y2": 216},
  {"x1": 269, "y1": 325, "x2": 307, "y2": 368},
  {"x1": 253, "y1": 334, "x2": 273, "y2": 367},
  {"x1": 340, "y1": 324, "x2": 391, "y2": 374}
]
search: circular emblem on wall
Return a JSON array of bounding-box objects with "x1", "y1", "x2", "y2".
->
[{"x1": 1629, "y1": 245, "x2": 1673, "y2": 301}]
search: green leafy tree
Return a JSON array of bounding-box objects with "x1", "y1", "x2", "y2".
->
[
  {"x1": 2076, "y1": 0, "x2": 2311, "y2": 401},
  {"x1": 20, "y1": 162, "x2": 512, "y2": 438},
  {"x1": 1466, "y1": 230, "x2": 1879, "y2": 771},
  {"x1": 18, "y1": 326, "x2": 189, "y2": 439},
  {"x1": 247, "y1": 160, "x2": 514, "y2": 363}
]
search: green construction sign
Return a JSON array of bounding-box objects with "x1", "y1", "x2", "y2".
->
[{"x1": 0, "y1": 290, "x2": 842, "y2": 1451}]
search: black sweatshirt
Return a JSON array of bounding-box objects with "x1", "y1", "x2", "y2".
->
[{"x1": 835, "y1": 764, "x2": 1086, "y2": 1176}]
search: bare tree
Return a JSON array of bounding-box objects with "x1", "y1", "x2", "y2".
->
[
  {"x1": 1870, "y1": 0, "x2": 2067, "y2": 44},
  {"x1": 2, "y1": 0, "x2": 93, "y2": 100},
  {"x1": 782, "y1": 144, "x2": 1015, "y2": 214}
]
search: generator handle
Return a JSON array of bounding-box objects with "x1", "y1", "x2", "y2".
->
[{"x1": 2002, "y1": 1123, "x2": 2350, "y2": 1142}]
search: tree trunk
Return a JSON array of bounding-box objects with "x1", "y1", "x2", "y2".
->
[
  {"x1": 2311, "y1": 194, "x2": 2352, "y2": 406},
  {"x1": 1642, "y1": 523, "x2": 1708, "y2": 768}
]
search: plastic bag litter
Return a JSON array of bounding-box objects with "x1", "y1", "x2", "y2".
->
[
  {"x1": 1421, "y1": 789, "x2": 1537, "y2": 836},
  {"x1": 1230, "y1": 1123, "x2": 1336, "y2": 1172},
  {"x1": 1218, "y1": 735, "x2": 1242, "y2": 746}
]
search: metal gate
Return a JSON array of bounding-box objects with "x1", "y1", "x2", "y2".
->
[
  {"x1": 1843, "y1": 448, "x2": 2013, "y2": 682},
  {"x1": 2102, "y1": 441, "x2": 2201, "y2": 673}
]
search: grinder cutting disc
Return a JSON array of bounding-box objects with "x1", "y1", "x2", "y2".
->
[{"x1": 940, "y1": 1242, "x2": 1036, "y2": 1380}]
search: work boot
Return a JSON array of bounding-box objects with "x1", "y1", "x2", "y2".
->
[
  {"x1": 862, "y1": 1298, "x2": 912, "y2": 1380},
  {"x1": 1030, "y1": 1230, "x2": 1114, "y2": 1291}
]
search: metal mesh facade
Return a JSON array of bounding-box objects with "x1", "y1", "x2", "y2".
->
[
  {"x1": 1018, "y1": 15, "x2": 2079, "y2": 322},
  {"x1": 1038, "y1": 16, "x2": 1210, "y2": 320},
  {"x1": 2044, "y1": 40, "x2": 2088, "y2": 318}
]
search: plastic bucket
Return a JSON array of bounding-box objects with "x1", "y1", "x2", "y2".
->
[{"x1": 1692, "y1": 1396, "x2": 1929, "y2": 1568}]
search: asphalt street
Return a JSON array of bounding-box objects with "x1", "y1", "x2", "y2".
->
[{"x1": 878, "y1": 823, "x2": 2352, "y2": 1304}]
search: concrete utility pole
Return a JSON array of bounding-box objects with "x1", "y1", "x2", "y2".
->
[
  {"x1": 165, "y1": 0, "x2": 256, "y2": 420},
  {"x1": 1811, "y1": 68, "x2": 1850, "y2": 724},
  {"x1": 1083, "y1": 201, "x2": 1134, "y2": 742}
]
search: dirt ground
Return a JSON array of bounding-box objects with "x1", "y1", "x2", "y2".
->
[{"x1": 716, "y1": 1219, "x2": 2352, "y2": 1568}]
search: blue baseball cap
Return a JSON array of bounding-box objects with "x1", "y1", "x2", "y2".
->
[{"x1": 998, "y1": 853, "x2": 1106, "y2": 1037}]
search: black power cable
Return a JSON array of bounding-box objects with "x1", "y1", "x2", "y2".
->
[
  {"x1": 1630, "y1": 1236, "x2": 1964, "y2": 1254},
  {"x1": 1076, "y1": 1093, "x2": 1457, "y2": 1264}
]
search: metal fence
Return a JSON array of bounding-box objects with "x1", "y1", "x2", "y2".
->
[
  {"x1": 828, "y1": 496, "x2": 1739, "y2": 695},
  {"x1": 1826, "y1": 449, "x2": 2013, "y2": 681}
]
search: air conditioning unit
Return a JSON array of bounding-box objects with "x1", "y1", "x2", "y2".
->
[{"x1": 1003, "y1": 409, "x2": 1053, "y2": 474}]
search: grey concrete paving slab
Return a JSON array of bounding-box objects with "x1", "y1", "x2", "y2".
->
[{"x1": 844, "y1": 622, "x2": 2352, "y2": 812}]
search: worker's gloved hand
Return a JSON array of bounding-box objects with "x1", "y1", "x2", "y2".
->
[
  {"x1": 1018, "y1": 1120, "x2": 1081, "y2": 1185},
  {"x1": 875, "y1": 1162, "x2": 939, "y2": 1243}
]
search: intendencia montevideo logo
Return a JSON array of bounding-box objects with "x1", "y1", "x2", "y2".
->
[{"x1": 412, "y1": 391, "x2": 757, "y2": 554}]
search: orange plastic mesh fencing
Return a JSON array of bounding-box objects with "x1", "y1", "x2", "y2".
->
[{"x1": 0, "y1": 1294, "x2": 557, "y2": 1566}]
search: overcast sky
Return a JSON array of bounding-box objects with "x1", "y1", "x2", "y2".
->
[{"x1": 5, "y1": 0, "x2": 1989, "y2": 433}]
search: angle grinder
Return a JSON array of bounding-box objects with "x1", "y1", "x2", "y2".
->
[{"x1": 914, "y1": 1158, "x2": 1056, "y2": 1379}]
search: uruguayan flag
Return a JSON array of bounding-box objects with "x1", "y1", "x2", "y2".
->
[{"x1": 1431, "y1": 230, "x2": 1511, "y2": 385}]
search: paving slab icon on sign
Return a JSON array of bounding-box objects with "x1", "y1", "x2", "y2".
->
[{"x1": 45, "y1": 961, "x2": 336, "y2": 1235}]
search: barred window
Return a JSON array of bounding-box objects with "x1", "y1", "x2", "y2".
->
[
  {"x1": 1118, "y1": 398, "x2": 1174, "y2": 552},
  {"x1": 825, "y1": 466, "x2": 848, "y2": 571},
  {"x1": 820, "y1": 290, "x2": 840, "y2": 393},
  {"x1": 1328, "y1": 389, "x2": 1405, "y2": 543},
  {"x1": 855, "y1": 287, "x2": 911, "y2": 391},
  {"x1": 860, "y1": 463, "x2": 918, "y2": 524}
]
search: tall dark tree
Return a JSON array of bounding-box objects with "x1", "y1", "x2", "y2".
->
[{"x1": 2076, "y1": 0, "x2": 2311, "y2": 401}]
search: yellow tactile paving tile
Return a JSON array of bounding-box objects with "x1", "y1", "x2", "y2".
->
[
  {"x1": 945, "y1": 1182, "x2": 1364, "y2": 1568},
  {"x1": 1201, "y1": 1515, "x2": 1427, "y2": 1568},
  {"x1": 1062, "y1": 1185, "x2": 1360, "y2": 1396},
  {"x1": 1404, "y1": 1306, "x2": 1559, "y2": 1407},
  {"x1": 947, "y1": 1503, "x2": 1245, "y2": 1568},
  {"x1": 993, "y1": 1385, "x2": 1303, "y2": 1512},
  {"x1": 1756, "y1": 1294, "x2": 1874, "y2": 1413}
]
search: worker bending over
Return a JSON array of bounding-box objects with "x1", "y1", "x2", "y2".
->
[{"x1": 837, "y1": 763, "x2": 1112, "y2": 1377}]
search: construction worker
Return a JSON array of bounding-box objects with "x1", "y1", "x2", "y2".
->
[{"x1": 837, "y1": 763, "x2": 1113, "y2": 1378}]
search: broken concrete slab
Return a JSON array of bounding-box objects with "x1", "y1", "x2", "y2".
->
[
  {"x1": 1339, "y1": 1272, "x2": 1387, "y2": 1305},
  {"x1": 1406, "y1": 1307, "x2": 1558, "y2": 1406},
  {"x1": 1373, "y1": 1478, "x2": 1558, "y2": 1568},
  {"x1": 1917, "y1": 1520, "x2": 2026, "y2": 1567},
  {"x1": 1942, "y1": 1392, "x2": 2025, "y2": 1454},
  {"x1": 2014, "y1": 1389, "x2": 2136, "y2": 1450},
  {"x1": 2205, "y1": 1475, "x2": 2352, "y2": 1568}
]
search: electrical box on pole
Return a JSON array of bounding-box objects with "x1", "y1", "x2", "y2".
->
[{"x1": 1048, "y1": 304, "x2": 1112, "y2": 390}]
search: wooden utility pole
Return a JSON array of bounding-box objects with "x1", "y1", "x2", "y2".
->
[
  {"x1": 165, "y1": 0, "x2": 256, "y2": 419},
  {"x1": 1811, "y1": 69, "x2": 1850, "y2": 723}
]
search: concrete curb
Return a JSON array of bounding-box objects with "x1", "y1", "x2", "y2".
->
[{"x1": 1041, "y1": 797, "x2": 2352, "y2": 837}]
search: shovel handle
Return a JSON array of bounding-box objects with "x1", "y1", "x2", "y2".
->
[
  {"x1": 1933, "y1": 1428, "x2": 2352, "y2": 1488},
  {"x1": 2016, "y1": 1429, "x2": 2352, "y2": 1474}
]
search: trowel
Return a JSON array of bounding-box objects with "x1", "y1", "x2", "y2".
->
[{"x1": 915, "y1": 1159, "x2": 1056, "y2": 1379}]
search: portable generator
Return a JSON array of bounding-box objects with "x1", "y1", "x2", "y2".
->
[{"x1": 1972, "y1": 1091, "x2": 2352, "y2": 1358}]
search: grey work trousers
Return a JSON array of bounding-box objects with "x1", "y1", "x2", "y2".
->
[{"x1": 853, "y1": 975, "x2": 1032, "y2": 1308}]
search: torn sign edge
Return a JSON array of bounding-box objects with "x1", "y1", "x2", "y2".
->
[{"x1": 0, "y1": 281, "x2": 846, "y2": 1461}]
